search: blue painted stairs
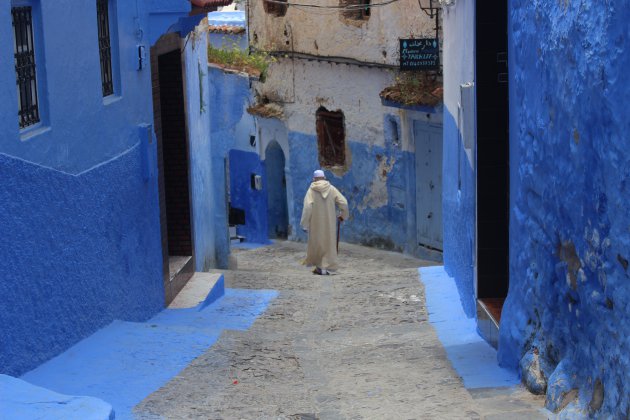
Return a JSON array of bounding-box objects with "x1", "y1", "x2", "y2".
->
[{"x1": 1, "y1": 274, "x2": 277, "y2": 420}]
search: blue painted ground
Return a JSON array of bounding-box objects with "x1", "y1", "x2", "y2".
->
[
  {"x1": 0, "y1": 374, "x2": 114, "y2": 420},
  {"x1": 20, "y1": 288, "x2": 277, "y2": 420},
  {"x1": 419, "y1": 266, "x2": 518, "y2": 389},
  {"x1": 231, "y1": 240, "x2": 274, "y2": 250}
]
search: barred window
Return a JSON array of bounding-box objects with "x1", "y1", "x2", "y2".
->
[
  {"x1": 341, "y1": 0, "x2": 371, "y2": 20},
  {"x1": 12, "y1": 6, "x2": 40, "y2": 129},
  {"x1": 263, "y1": 0, "x2": 288, "y2": 17},
  {"x1": 97, "y1": 0, "x2": 114, "y2": 97},
  {"x1": 316, "y1": 107, "x2": 346, "y2": 167}
]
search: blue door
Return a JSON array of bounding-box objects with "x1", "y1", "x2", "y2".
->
[
  {"x1": 414, "y1": 121, "x2": 443, "y2": 250},
  {"x1": 265, "y1": 141, "x2": 289, "y2": 239}
]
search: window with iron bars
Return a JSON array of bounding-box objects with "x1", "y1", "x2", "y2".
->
[
  {"x1": 316, "y1": 108, "x2": 346, "y2": 168},
  {"x1": 263, "y1": 0, "x2": 288, "y2": 17},
  {"x1": 12, "y1": 6, "x2": 40, "y2": 129},
  {"x1": 97, "y1": 0, "x2": 114, "y2": 97},
  {"x1": 340, "y1": 0, "x2": 370, "y2": 20}
]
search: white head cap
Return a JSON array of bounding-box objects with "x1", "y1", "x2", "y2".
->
[{"x1": 313, "y1": 169, "x2": 326, "y2": 179}]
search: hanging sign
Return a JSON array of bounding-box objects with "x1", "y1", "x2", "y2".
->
[{"x1": 399, "y1": 38, "x2": 439, "y2": 70}]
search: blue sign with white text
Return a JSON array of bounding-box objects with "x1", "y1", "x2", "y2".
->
[{"x1": 400, "y1": 38, "x2": 439, "y2": 70}]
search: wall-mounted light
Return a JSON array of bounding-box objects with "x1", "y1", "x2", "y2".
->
[{"x1": 418, "y1": 0, "x2": 439, "y2": 18}]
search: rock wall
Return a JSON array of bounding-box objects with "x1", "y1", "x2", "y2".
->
[{"x1": 499, "y1": 1, "x2": 630, "y2": 416}]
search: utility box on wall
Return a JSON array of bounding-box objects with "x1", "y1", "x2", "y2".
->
[{"x1": 251, "y1": 174, "x2": 262, "y2": 190}]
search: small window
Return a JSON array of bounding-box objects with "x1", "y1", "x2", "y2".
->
[
  {"x1": 341, "y1": 0, "x2": 370, "y2": 21},
  {"x1": 263, "y1": 0, "x2": 288, "y2": 17},
  {"x1": 316, "y1": 107, "x2": 346, "y2": 167},
  {"x1": 12, "y1": 6, "x2": 40, "y2": 129},
  {"x1": 97, "y1": 0, "x2": 114, "y2": 97}
]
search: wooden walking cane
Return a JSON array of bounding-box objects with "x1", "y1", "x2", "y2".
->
[{"x1": 336, "y1": 217, "x2": 341, "y2": 253}]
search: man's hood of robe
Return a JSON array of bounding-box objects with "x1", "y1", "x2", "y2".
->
[{"x1": 310, "y1": 180, "x2": 331, "y2": 199}]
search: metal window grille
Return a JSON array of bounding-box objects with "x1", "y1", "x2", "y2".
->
[
  {"x1": 12, "y1": 6, "x2": 40, "y2": 129},
  {"x1": 316, "y1": 109, "x2": 346, "y2": 167},
  {"x1": 97, "y1": 0, "x2": 114, "y2": 96},
  {"x1": 263, "y1": 0, "x2": 288, "y2": 17},
  {"x1": 341, "y1": 0, "x2": 371, "y2": 20}
]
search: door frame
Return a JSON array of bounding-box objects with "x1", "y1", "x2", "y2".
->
[{"x1": 150, "y1": 33, "x2": 195, "y2": 305}]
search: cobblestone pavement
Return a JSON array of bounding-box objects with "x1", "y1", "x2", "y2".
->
[{"x1": 135, "y1": 241, "x2": 546, "y2": 420}]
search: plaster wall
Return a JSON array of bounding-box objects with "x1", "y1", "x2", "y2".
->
[
  {"x1": 498, "y1": 1, "x2": 630, "y2": 416},
  {"x1": 184, "y1": 21, "x2": 217, "y2": 271},
  {"x1": 0, "y1": 0, "x2": 189, "y2": 174},
  {"x1": 0, "y1": 1, "x2": 189, "y2": 376},
  {"x1": 255, "y1": 59, "x2": 401, "y2": 150},
  {"x1": 207, "y1": 67, "x2": 265, "y2": 255},
  {"x1": 440, "y1": 1, "x2": 476, "y2": 317},
  {"x1": 0, "y1": 144, "x2": 164, "y2": 377},
  {"x1": 255, "y1": 59, "x2": 442, "y2": 254},
  {"x1": 248, "y1": 0, "x2": 436, "y2": 65}
]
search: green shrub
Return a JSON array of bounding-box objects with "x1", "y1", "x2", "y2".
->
[{"x1": 207, "y1": 44, "x2": 273, "y2": 79}]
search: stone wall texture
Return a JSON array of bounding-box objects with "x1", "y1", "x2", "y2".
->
[{"x1": 499, "y1": 0, "x2": 630, "y2": 417}]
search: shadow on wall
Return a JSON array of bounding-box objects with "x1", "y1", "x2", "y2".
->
[{"x1": 441, "y1": 109, "x2": 476, "y2": 318}]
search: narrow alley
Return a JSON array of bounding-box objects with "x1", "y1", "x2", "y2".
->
[
  {"x1": 135, "y1": 241, "x2": 545, "y2": 419},
  {"x1": 3, "y1": 0, "x2": 628, "y2": 418}
]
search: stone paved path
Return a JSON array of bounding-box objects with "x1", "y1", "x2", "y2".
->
[{"x1": 135, "y1": 241, "x2": 546, "y2": 419}]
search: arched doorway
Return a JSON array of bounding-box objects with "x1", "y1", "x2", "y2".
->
[{"x1": 265, "y1": 141, "x2": 288, "y2": 239}]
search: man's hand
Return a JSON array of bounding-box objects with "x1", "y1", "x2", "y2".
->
[{"x1": 337, "y1": 216, "x2": 344, "y2": 222}]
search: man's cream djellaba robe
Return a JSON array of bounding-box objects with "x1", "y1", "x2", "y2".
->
[{"x1": 300, "y1": 180, "x2": 349, "y2": 270}]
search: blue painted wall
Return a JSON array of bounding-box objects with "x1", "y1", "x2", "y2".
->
[
  {"x1": 440, "y1": 1, "x2": 476, "y2": 317},
  {"x1": 0, "y1": 146, "x2": 163, "y2": 377},
  {"x1": 287, "y1": 126, "x2": 416, "y2": 252},
  {"x1": 207, "y1": 66, "x2": 265, "y2": 254},
  {"x1": 0, "y1": 1, "x2": 189, "y2": 376},
  {"x1": 0, "y1": 0, "x2": 190, "y2": 174},
  {"x1": 498, "y1": 0, "x2": 630, "y2": 416},
  {"x1": 229, "y1": 149, "x2": 270, "y2": 244},
  {"x1": 184, "y1": 24, "x2": 217, "y2": 271},
  {"x1": 207, "y1": 67, "x2": 250, "y2": 267}
]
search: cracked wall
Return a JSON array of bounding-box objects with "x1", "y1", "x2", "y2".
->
[
  {"x1": 498, "y1": 0, "x2": 630, "y2": 417},
  {"x1": 248, "y1": 0, "x2": 436, "y2": 65},
  {"x1": 254, "y1": 59, "x2": 441, "y2": 255}
]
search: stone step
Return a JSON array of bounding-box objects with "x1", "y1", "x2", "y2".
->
[
  {"x1": 168, "y1": 272, "x2": 225, "y2": 310},
  {"x1": 0, "y1": 374, "x2": 113, "y2": 420}
]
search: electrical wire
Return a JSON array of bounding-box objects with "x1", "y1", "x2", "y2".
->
[{"x1": 262, "y1": 0, "x2": 403, "y2": 10}]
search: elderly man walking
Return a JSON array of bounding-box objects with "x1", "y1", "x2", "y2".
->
[{"x1": 300, "y1": 169, "x2": 349, "y2": 275}]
